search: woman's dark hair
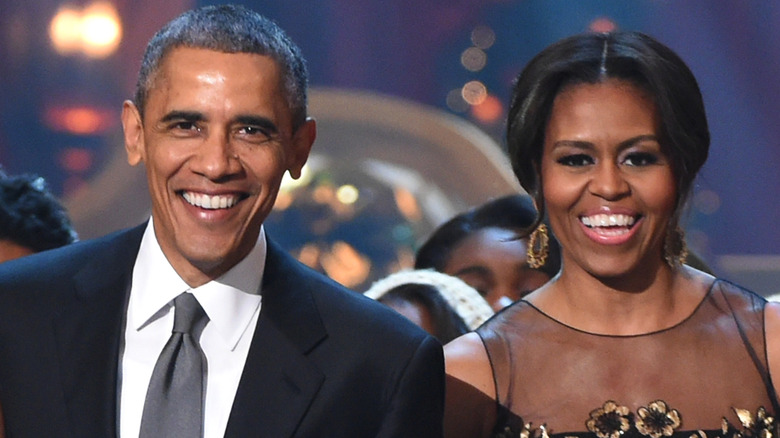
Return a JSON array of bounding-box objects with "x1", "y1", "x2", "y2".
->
[
  {"x1": 377, "y1": 283, "x2": 469, "y2": 344},
  {"x1": 506, "y1": 31, "x2": 710, "y2": 233},
  {"x1": 415, "y1": 194, "x2": 561, "y2": 278}
]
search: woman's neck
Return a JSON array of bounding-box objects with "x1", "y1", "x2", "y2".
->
[{"x1": 526, "y1": 262, "x2": 708, "y2": 336}]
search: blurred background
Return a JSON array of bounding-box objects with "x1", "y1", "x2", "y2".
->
[{"x1": 0, "y1": 0, "x2": 778, "y2": 293}]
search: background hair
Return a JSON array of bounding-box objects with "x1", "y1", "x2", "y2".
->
[
  {"x1": 415, "y1": 194, "x2": 561, "y2": 278},
  {"x1": 377, "y1": 283, "x2": 470, "y2": 344},
  {"x1": 133, "y1": 4, "x2": 309, "y2": 127},
  {"x1": 506, "y1": 31, "x2": 710, "y2": 232},
  {"x1": 0, "y1": 170, "x2": 77, "y2": 252}
]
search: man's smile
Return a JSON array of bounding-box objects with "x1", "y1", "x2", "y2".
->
[{"x1": 181, "y1": 191, "x2": 247, "y2": 210}]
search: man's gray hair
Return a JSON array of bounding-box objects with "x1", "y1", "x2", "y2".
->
[{"x1": 133, "y1": 4, "x2": 308, "y2": 127}]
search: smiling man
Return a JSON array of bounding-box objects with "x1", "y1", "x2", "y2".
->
[{"x1": 0, "y1": 5, "x2": 444, "y2": 438}]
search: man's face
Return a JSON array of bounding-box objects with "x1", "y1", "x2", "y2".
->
[{"x1": 122, "y1": 47, "x2": 315, "y2": 286}]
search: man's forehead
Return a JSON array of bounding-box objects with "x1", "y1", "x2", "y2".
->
[
  {"x1": 142, "y1": 47, "x2": 293, "y2": 129},
  {"x1": 146, "y1": 48, "x2": 283, "y2": 100}
]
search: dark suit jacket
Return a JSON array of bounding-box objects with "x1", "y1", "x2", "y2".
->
[{"x1": 0, "y1": 224, "x2": 444, "y2": 437}]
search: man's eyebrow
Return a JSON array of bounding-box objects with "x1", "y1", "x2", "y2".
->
[
  {"x1": 159, "y1": 111, "x2": 205, "y2": 124},
  {"x1": 233, "y1": 115, "x2": 279, "y2": 135}
]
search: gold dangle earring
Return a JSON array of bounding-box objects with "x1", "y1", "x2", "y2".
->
[
  {"x1": 527, "y1": 224, "x2": 549, "y2": 269},
  {"x1": 663, "y1": 226, "x2": 689, "y2": 267}
]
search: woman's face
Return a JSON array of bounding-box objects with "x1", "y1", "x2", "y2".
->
[
  {"x1": 540, "y1": 79, "x2": 677, "y2": 280},
  {"x1": 443, "y1": 227, "x2": 551, "y2": 311}
]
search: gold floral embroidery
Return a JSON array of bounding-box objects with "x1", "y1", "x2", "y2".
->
[
  {"x1": 725, "y1": 407, "x2": 775, "y2": 438},
  {"x1": 492, "y1": 403, "x2": 775, "y2": 438},
  {"x1": 636, "y1": 400, "x2": 682, "y2": 438},
  {"x1": 586, "y1": 401, "x2": 632, "y2": 438}
]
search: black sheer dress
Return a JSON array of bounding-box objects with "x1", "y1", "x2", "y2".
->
[{"x1": 476, "y1": 279, "x2": 779, "y2": 438}]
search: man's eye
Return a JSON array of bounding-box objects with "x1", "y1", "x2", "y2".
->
[
  {"x1": 623, "y1": 152, "x2": 659, "y2": 166},
  {"x1": 172, "y1": 121, "x2": 199, "y2": 131},
  {"x1": 557, "y1": 154, "x2": 593, "y2": 167},
  {"x1": 236, "y1": 126, "x2": 273, "y2": 143}
]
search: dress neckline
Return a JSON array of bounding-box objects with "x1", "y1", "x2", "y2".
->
[{"x1": 518, "y1": 278, "x2": 719, "y2": 338}]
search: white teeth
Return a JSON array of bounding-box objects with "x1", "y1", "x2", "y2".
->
[
  {"x1": 182, "y1": 192, "x2": 239, "y2": 210},
  {"x1": 581, "y1": 214, "x2": 636, "y2": 227}
]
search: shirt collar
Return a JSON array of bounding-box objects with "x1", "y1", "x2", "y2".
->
[{"x1": 130, "y1": 218, "x2": 266, "y2": 350}]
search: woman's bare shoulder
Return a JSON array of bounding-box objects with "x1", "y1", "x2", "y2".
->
[
  {"x1": 444, "y1": 332, "x2": 498, "y2": 438},
  {"x1": 445, "y1": 332, "x2": 495, "y2": 399}
]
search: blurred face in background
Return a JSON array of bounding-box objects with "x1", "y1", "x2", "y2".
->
[
  {"x1": 0, "y1": 240, "x2": 34, "y2": 263},
  {"x1": 443, "y1": 227, "x2": 551, "y2": 311}
]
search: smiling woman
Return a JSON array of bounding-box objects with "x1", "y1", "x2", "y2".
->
[
  {"x1": 443, "y1": 31, "x2": 780, "y2": 438},
  {"x1": 541, "y1": 80, "x2": 676, "y2": 281}
]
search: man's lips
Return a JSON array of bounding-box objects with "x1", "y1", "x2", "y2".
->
[{"x1": 180, "y1": 191, "x2": 247, "y2": 210}]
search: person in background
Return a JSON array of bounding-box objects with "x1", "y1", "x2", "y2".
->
[
  {"x1": 444, "y1": 30, "x2": 780, "y2": 438},
  {"x1": 416, "y1": 194, "x2": 560, "y2": 311},
  {"x1": 365, "y1": 269, "x2": 494, "y2": 343},
  {"x1": 0, "y1": 5, "x2": 443, "y2": 437},
  {"x1": 0, "y1": 170, "x2": 77, "y2": 263}
]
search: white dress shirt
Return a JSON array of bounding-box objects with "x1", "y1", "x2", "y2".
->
[{"x1": 119, "y1": 218, "x2": 265, "y2": 437}]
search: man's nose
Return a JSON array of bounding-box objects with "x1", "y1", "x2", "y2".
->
[{"x1": 192, "y1": 133, "x2": 241, "y2": 179}]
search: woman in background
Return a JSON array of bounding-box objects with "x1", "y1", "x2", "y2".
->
[
  {"x1": 416, "y1": 194, "x2": 560, "y2": 311},
  {"x1": 365, "y1": 269, "x2": 494, "y2": 344}
]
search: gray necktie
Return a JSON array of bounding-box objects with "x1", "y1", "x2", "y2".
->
[{"x1": 140, "y1": 293, "x2": 209, "y2": 438}]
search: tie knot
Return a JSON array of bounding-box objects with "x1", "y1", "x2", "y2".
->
[{"x1": 172, "y1": 293, "x2": 208, "y2": 335}]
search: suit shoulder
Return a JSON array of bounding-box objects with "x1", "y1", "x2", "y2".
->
[
  {"x1": 312, "y1": 277, "x2": 434, "y2": 347},
  {"x1": 263, "y1": 237, "x2": 438, "y2": 349}
]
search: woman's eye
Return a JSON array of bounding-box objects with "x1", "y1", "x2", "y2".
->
[
  {"x1": 557, "y1": 154, "x2": 593, "y2": 167},
  {"x1": 623, "y1": 152, "x2": 659, "y2": 166}
]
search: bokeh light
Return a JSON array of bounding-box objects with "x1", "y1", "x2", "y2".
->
[
  {"x1": 394, "y1": 187, "x2": 422, "y2": 222},
  {"x1": 320, "y1": 241, "x2": 371, "y2": 288},
  {"x1": 693, "y1": 189, "x2": 721, "y2": 215},
  {"x1": 44, "y1": 105, "x2": 115, "y2": 135},
  {"x1": 589, "y1": 17, "x2": 617, "y2": 33},
  {"x1": 49, "y1": 2, "x2": 122, "y2": 58},
  {"x1": 461, "y1": 47, "x2": 487, "y2": 72},
  {"x1": 81, "y1": 2, "x2": 122, "y2": 58},
  {"x1": 49, "y1": 6, "x2": 82, "y2": 55},
  {"x1": 470, "y1": 94, "x2": 504, "y2": 124},
  {"x1": 471, "y1": 25, "x2": 496, "y2": 50},
  {"x1": 461, "y1": 80, "x2": 488, "y2": 106},
  {"x1": 59, "y1": 148, "x2": 94, "y2": 173},
  {"x1": 336, "y1": 184, "x2": 360, "y2": 205},
  {"x1": 446, "y1": 88, "x2": 470, "y2": 113}
]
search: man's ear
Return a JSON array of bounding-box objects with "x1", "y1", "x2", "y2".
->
[
  {"x1": 287, "y1": 117, "x2": 316, "y2": 179},
  {"x1": 122, "y1": 100, "x2": 145, "y2": 166}
]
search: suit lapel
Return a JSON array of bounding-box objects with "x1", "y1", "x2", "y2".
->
[
  {"x1": 52, "y1": 225, "x2": 144, "y2": 437},
  {"x1": 225, "y1": 239, "x2": 327, "y2": 438}
]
